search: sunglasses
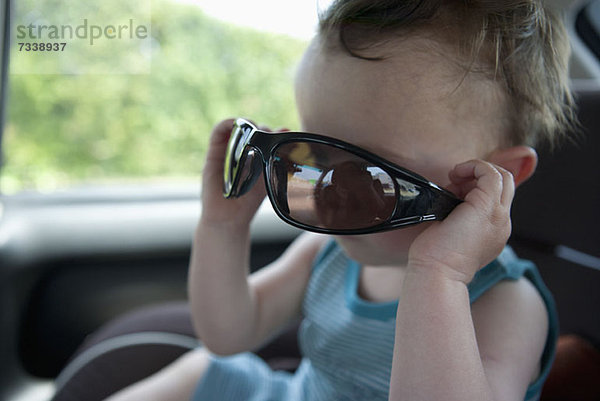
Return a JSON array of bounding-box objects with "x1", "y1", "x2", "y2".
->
[{"x1": 223, "y1": 118, "x2": 462, "y2": 235}]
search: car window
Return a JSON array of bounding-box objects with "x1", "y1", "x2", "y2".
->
[{"x1": 2, "y1": 0, "x2": 316, "y2": 194}]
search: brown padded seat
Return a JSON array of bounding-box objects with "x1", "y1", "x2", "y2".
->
[
  {"x1": 51, "y1": 302, "x2": 199, "y2": 401},
  {"x1": 51, "y1": 302, "x2": 301, "y2": 401}
]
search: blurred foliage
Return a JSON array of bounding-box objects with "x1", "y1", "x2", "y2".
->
[{"x1": 2, "y1": 0, "x2": 307, "y2": 193}]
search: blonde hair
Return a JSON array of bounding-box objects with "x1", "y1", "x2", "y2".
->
[{"x1": 319, "y1": 0, "x2": 578, "y2": 147}]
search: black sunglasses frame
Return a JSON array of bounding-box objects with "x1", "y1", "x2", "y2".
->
[{"x1": 224, "y1": 118, "x2": 462, "y2": 235}]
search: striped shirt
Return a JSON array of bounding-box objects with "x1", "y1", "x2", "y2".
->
[{"x1": 193, "y1": 240, "x2": 557, "y2": 401}]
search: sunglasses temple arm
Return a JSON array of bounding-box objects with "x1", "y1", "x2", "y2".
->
[
  {"x1": 396, "y1": 187, "x2": 461, "y2": 222},
  {"x1": 428, "y1": 190, "x2": 462, "y2": 219}
]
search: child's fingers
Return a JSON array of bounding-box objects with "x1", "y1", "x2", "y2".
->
[
  {"x1": 449, "y1": 160, "x2": 511, "y2": 206},
  {"x1": 204, "y1": 119, "x2": 274, "y2": 171},
  {"x1": 203, "y1": 119, "x2": 287, "y2": 193},
  {"x1": 205, "y1": 119, "x2": 235, "y2": 168},
  {"x1": 202, "y1": 119, "x2": 236, "y2": 191},
  {"x1": 206, "y1": 118, "x2": 273, "y2": 154},
  {"x1": 449, "y1": 160, "x2": 501, "y2": 197},
  {"x1": 496, "y1": 166, "x2": 515, "y2": 207},
  {"x1": 208, "y1": 118, "x2": 235, "y2": 148}
]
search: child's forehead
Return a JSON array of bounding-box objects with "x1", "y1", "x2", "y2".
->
[
  {"x1": 295, "y1": 37, "x2": 508, "y2": 155},
  {"x1": 299, "y1": 37, "x2": 493, "y2": 109}
]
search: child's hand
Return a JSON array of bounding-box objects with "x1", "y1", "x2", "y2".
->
[
  {"x1": 407, "y1": 159, "x2": 514, "y2": 284},
  {"x1": 200, "y1": 119, "x2": 267, "y2": 229}
]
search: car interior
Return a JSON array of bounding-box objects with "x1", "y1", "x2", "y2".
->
[{"x1": 0, "y1": 0, "x2": 599, "y2": 401}]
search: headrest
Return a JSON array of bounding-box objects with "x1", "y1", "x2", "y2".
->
[{"x1": 511, "y1": 85, "x2": 600, "y2": 259}]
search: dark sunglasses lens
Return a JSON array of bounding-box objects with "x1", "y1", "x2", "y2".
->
[{"x1": 270, "y1": 142, "x2": 397, "y2": 231}]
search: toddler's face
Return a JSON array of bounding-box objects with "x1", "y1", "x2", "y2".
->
[{"x1": 294, "y1": 37, "x2": 508, "y2": 266}]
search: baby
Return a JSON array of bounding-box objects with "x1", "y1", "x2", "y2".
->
[{"x1": 108, "y1": 1, "x2": 575, "y2": 400}]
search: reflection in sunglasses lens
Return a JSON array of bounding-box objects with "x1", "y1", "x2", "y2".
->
[{"x1": 271, "y1": 142, "x2": 396, "y2": 230}]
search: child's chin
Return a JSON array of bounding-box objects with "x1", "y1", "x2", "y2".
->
[{"x1": 334, "y1": 230, "x2": 417, "y2": 267}]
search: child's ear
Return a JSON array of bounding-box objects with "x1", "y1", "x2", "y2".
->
[{"x1": 486, "y1": 146, "x2": 538, "y2": 187}]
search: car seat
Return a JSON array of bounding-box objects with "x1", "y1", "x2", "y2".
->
[{"x1": 510, "y1": 82, "x2": 600, "y2": 400}]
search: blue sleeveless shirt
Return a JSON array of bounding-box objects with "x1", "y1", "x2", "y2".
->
[{"x1": 192, "y1": 241, "x2": 558, "y2": 401}]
